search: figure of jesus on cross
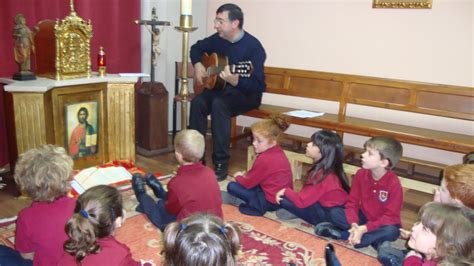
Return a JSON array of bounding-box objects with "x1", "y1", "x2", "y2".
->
[{"x1": 135, "y1": 7, "x2": 170, "y2": 82}]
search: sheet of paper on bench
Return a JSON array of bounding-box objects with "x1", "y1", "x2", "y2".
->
[
  {"x1": 71, "y1": 166, "x2": 132, "y2": 194},
  {"x1": 285, "y1": 110, "x2": 325, "y2": 118}
]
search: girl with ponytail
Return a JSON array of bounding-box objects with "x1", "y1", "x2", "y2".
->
[
  {"x1": 224, "y1": 114, "x2": 293, "y2": 216},
  {"x1": 163, "y1": 213, "x2": 240, "y2": 266},
  {"x1": 59, "y1": 185, "x2": 142, "y2": 265}
]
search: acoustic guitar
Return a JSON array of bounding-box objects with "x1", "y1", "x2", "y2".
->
[{"x1": 194, "y1": 52, "x2": 253, "y2": 94}]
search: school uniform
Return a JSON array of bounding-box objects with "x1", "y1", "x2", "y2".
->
[
  {"x1": 331, "y1": 168, "x2": 403, "y2": 249},
  {"x1": 15, "y1": 195, "x2": 76, "y2": 266},
  {"x1": 136, "y1": 162, "x2": 223, "y2": 231},
  {"x1": 227, "y1": 145, "x2": 293, "y2": 216},
  {"x1": 280, "y1": 169, "x2": 348, "y2": 225},
  {"x1": 58, "y1": 236, "x2": 140, "y2": 266}
]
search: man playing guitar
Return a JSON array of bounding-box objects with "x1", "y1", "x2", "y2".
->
[{"x1": 190, "y1": 3, "x2": 266, "y2": 181}]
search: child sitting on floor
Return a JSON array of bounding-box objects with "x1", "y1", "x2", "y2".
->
[
  {"x1": 0, "y1": 145, "x2": 76, "y2": 266},
  {"x1": 132, "y1": 129, "x2": 223, "y2": 231},
  {"x1": 404, "y1": 202, "x2": 473, "y2": 266},
  {"x1": 59, "y1": 185, "x2": 144, "y2": 265},
  {"x1": 378, "y1": 163, "x2": 474, "y2": 266},
  {"x1": 275, "y1": 130, "x2": 350, "y2": 225},
  {"x1": 223, "y1": 114, "x2": 293, "y2": 216},
  {"x1": 163, "y1": 213, "x2": 241, "y2": 266},
  {"x1": 315, "y1": 136, "x2": 403, "y2": 252},
  {"x1": 434, "y1": 164, "x2": 474, "y2": 208}
]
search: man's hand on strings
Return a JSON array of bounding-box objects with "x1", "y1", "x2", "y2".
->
[{"x1": 219, "y1": 65, "x2": 239, "y2": 87}]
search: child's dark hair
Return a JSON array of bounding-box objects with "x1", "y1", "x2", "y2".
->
[
  {"x1": 163, "y1": 213, "x2": 241, "y2": 266},
  {"x1": 306, "y1": 130, "x2": 350, "y2": 192},
  {"x1": 64, "y1": 185, "x2": 124, "y2": 262},
  {"x1": 250, "y1": 114, "x2": 290, "y2": 142}
]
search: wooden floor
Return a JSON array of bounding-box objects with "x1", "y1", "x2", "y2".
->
[{"x1": 0, "y1": 135, "x2": 432, "y2": 229}]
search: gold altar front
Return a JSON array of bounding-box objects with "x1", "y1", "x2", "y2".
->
[{"x1": 4, "y1": 76, "x2": 137, "y2": 169}]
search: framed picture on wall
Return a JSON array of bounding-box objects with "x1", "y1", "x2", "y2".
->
[
  {"x1": 373, "y1": 0, "x2": 432, "y2": 8},
  {"x1": 52, "y1": 82, "x2": 107, "y2": 169},
  {"x1": 65, "y1": 101, "x2": 99, "y2": 159}
]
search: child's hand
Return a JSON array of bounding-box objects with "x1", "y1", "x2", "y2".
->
[
  {"x1": 227, "y1": 176, "x2": 236, "y2": 182},
  {"x1": 348, "y1": 224, "x2": 367, "y2": 246},
  {"x1": 433, "y1": 187, "x2": 441, "y2": 202},
  {"x1": 233, "y1": 171, "x2": 245, "y2": 178},
  {"x1": 399, "y1": 228, "x2": 412, "y2": 239},
  {"x1": 275, "y1": 189, "x2": 286, "y2": 204}
]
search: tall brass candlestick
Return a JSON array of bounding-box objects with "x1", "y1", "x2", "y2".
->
[{"x1": 175, "y1": 14, "x2": 197, "y2": 130}]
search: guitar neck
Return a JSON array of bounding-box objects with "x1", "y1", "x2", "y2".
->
[{"x1": 207, "y1": 64, "x2": 240, "y2": 75}]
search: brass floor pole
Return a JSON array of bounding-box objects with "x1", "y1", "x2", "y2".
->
[{"x1": 175, "y1": 15, "x2": 197, "y2": 130}]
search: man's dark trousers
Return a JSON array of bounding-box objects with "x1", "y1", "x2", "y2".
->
[{"x1": 189, "y1": 87, "x2": 261, "y2": 165}]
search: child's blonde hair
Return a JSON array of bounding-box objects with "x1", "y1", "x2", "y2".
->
[
  {"x1": 250, "y1": 114, "x2": 290, "y2": 142},
  {"x1": 443, "y1": 164, "x2": 474, "y2": 209},
  {"x1": 419, "y1": 202, "x2": 474, "y2": 265},
  {"x1": 174, "y1": 129, "x2": 205, "y2": 163},
  {"x1": 64, "y1": 185, "x2": 124, "y2": 262},
  {"x1": 14, "y1": 144, "x2": 73, "y2": 202},
  {"x1": 163, "y1": 213, "x2": 240, "y2": 266}
]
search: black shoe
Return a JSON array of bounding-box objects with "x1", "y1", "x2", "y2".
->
[
  {"x1": 325, "y1": 243, "x2": 342, "y2": 266},
  {"x1": 132, "y1": 173, "x2": 146, "y2": 196},
  {"x1": 144, "y1": 172, "x2": 166, "y2": 199},
  {"x1": 314, "y1": 222, "x2": 342, "y2": 240},
  {"x1": 215, "y1": 163, "x2": 228, "y2": 182}
]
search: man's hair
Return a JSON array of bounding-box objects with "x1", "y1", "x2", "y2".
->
[
  {"x1": 163, "y1": 213, "x2": 240, "y2": 266},
  {"x1": 217, "y1": 3, "x2": 244, "y2": 29},
  {"x1": 64, "y1": 185, "x2": 124, "y2": 262},
  {"x1": 419, "y1": 202, "x2": 474, "y2": 264},
  {"x1": 14, "y1": 144, "x2": 73, "y2": 202},
  {"x1": 443, "y1": 164, "x2": 474, "y2": 208},
  {"x1": 77, "y1": 107, "x2": 89, "y2": 121},
  {"x1": 364, "y1": 136, "x2": 403, "y2": 169},
  {"x1": 174, "y1": 129, "x2": 205, "y2": 163}
]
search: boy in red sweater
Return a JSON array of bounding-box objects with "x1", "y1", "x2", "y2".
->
[
  {"x1": 132, "y1": 129, "x2": 223, "y2": 231},
  {"x1": 315, "y1": 136, "x2": 403, "y2": 251}
]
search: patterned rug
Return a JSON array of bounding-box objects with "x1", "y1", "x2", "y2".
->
[
  {"x1": 115, "y1": 205, "x2": 379, "y2": 265},
  {"x1": 0, "y1": 161, "x2": 381, "y2": 265},
  {"x1": 0, "y1": 205, "x2": 378, "y2": 265}
]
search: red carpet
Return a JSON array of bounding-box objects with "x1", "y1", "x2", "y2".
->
[
  {"x1": 116, "y1": 205, "x2": 379, "y2": 265},
  {"x1": 0, "y1": 205, "x2": 378, "y2": 265}
]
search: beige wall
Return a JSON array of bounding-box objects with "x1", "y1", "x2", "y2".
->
[
  {"x1": 205, "y1": 0, "x2": 473, "y2": 165},
  {"x1": 139, "y1": 1, "x2": 472, "y2": 164}
]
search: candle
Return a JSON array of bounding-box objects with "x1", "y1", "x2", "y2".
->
[{"x1": 181, "y1": 0, "x2": 192, "y2": 15}]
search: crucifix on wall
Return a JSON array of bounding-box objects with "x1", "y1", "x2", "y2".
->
[{"x1": 135, "y1": 7, "x2": 170, "y2": 82}]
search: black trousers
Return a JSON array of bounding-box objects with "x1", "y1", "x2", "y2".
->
[{"x1": 189, "y1": 87, "x2": 261, "y2": 165}]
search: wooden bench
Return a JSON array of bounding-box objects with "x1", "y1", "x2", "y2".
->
[
  {"x1": 247, "y1": 146, "x2": 439, "y2": 194},
  {"x1": 232, "y1": 67, "x2": 474, "y2": 187}
]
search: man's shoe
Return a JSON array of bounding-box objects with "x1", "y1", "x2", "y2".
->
[
  {"x1": 132, "y1": 173, "x2": 146, "y2": 196},
  {"x1": 314, "y1": 222, "x2": 342, "y2": 240},
  {"x1": 215, "y1": 163, "x2": 228, "y2": 182},
  {"x1": 144, "y1": 172, "x2": 167, "y2": 199}
]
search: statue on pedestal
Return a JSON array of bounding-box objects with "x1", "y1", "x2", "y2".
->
[{"x1": 12, "y1": 13, "x2": 36, "y2": 80}]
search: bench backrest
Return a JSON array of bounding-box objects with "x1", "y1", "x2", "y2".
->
[{"x1": 264, "y1": 67, "x2": 474, "y2": 121}]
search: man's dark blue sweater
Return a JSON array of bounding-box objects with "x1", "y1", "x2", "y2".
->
[{"x1": 190, "y1": 32, "x2": 266, "y2": 95}]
